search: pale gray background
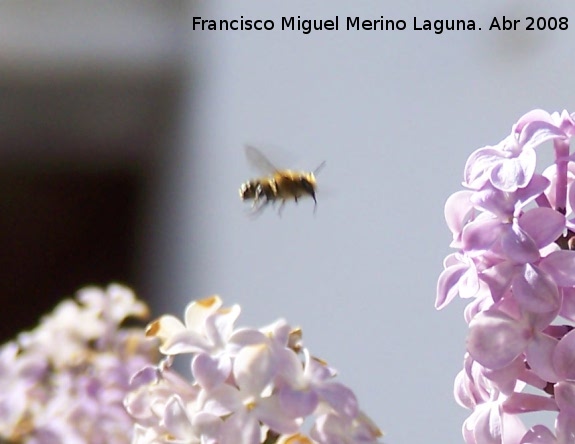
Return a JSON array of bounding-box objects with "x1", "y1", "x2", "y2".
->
[
  {"x1": 1, "y1": 1, "x2": 573, "y2": 443},
  {"x1": 146, "y1": 2, "x2": 575, "y2": 443}
]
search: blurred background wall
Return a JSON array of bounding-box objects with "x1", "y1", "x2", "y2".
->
[
  {"x1": 0, "y1": 1, "x2": 187, "y2": 335},
  {"x1": 1, "y1": 1, "x2": 575, "y2": 442}
]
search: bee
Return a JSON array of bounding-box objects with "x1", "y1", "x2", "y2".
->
[{"x1": 239, "y1": 145, "x2": 326, "y2": 215}]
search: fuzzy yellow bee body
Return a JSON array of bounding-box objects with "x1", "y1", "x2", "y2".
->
[{"x1": 239, "y1": 146, "x2": 325, "y2": 215}]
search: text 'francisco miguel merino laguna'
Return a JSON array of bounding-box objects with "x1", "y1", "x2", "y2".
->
[{"x1": 192, "y1": 16, "x2": 477, "y2": 35}]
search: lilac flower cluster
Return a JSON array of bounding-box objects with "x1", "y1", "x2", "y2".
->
[
  {"x1": 125, "y1": 295, "x2": 383, "y2": 444},
  {"x1": 0, "y1": 284, "x2": 157, "y2": 443},
  {"x1": 436, "y1": 110, "x2": 575, "y2": 443}
]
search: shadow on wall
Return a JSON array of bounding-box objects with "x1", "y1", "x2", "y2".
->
[{"x1": 0, "y1": 1, "x2": 189, "y2": 341}]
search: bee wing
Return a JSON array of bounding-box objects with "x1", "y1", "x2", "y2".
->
[{"x1": 244, "y1": 145, "x2": 279, "y2": 174}]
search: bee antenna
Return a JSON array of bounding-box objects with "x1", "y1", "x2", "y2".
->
[{"x1": 313, "y1": 161, "x2": 326, "y2": 175}]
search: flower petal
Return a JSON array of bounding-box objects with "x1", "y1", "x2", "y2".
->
[
  {"x1": 462, "y1": 218, "x2": 503, "y2": 252},
  {"x1": 553, "y1": 329, "x2": 575, "y2": 380},
  {"x1": 518, "y1": 208, "x2": 565, "y2": 249},
  {"x1": 436, "y1": 263, "x2": 470, "y2": 309},
  {"x1": 193, "y1": 353, "x2": 231, "y2": 390},
  {"x1": 184, "y1": 295, "x2": 223, "y2": 332},
  {"x1": 519, "y1": 424, "x2": 556, "y2": 444},
  {"x1": 467, "y1": 310, "x2": 529, "y2": 369},
  {"x1": 556, "y1": 410, "x2": 575, "y2": 443},
  {"x1": 316, "y1": 382, "x2": 359, "y2": 418},
  {"x1": 234, "y1": 344, "x2": 275, "y2": 395},
  {"x1": 163, "y1": 395, "x2": 195, "y2": 440},
  {"x1": 500, "y1": 224, "x2": 540, "y2": 264},
  {"x1": 559, "y1": 288, "x2": 575, "y2": 322},
  {"x1": 490, "y1": 147, "x2": 536, "y2": 191},
  {"x1": 445, "y1": 190, "x2": 475, "y2": 241},
  {"x1": 512, "y1": 264, "x2": 560, "y2": 313},
  {"x1": 481, "y1": 262, "x2": 514, "y2": 303},
  {"x1": 502, "y1": 392, "x2": 558, "y2": 414},
  {"x1": 464, "y1": 147, "x2": 505, "y2": 190},
  {"x1": 525, "y1": 333, "x2": 558, "y2": 383},
  {"x1": 540, "y1": 250, "x2": 575, "y2": 287},
  {"x1": 279, "y1": 384, "x2": 318, "y2": 418},
  {"x1": 519, "y1": 120, "x2": 568, "y2": 151},
  {"x1": 555, "y1": 382, "x2": 575, "y2": 415}
]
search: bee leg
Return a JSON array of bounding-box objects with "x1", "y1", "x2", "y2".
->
[
  {"x1": 277, "y1": 200, "x2": 286, "y2": 217},
  {"x1": 254, "y1": 186, "x2": 265, "y2": 203},
  {"x1": 313, "y1": 195, "x2": 318, "y2": 214},
  {"x1": 248, "y1": 200, "x2": 267, "y2": 217}
]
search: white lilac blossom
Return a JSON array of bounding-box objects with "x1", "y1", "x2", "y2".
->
[
  {"x1": 0, "y1": 284, "x2": 158, "y2": 443},
  {"x1": 125, "y1": 295, "x2": 383, "y2": 444},
  {"x1": 437, "y1": 110, "x2": 575, "y2": 443}
]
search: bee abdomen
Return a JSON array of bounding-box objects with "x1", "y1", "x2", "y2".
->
[
  {"x1": 239, "y1": 179, "x2": 278, "y2": 202},
  {"x1": 239, "y1": 181, "x2": 258, "y2": 200}
]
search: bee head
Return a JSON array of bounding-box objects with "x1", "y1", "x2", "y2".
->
[
  {"x1": 307, "y1": 161, "x2": 325, "y2": 209},
  {"x1": 300, "y1": 175, "x2": 317, "y2": 202}
]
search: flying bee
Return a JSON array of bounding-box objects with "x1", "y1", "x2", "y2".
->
[{"x1": 239, "y1": 145, "x2": 326, "y2": 215}]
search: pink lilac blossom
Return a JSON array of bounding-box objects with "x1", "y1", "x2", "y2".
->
[
  {"x1": 437, "y1": 109, "x2": 575, "y2": 443},
  {"x1": 0, "y1": 284, "x2": 158, "y2": 443},
  {"x1": 125, "y1": 295, "x2": 383, "y2": 444}
]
